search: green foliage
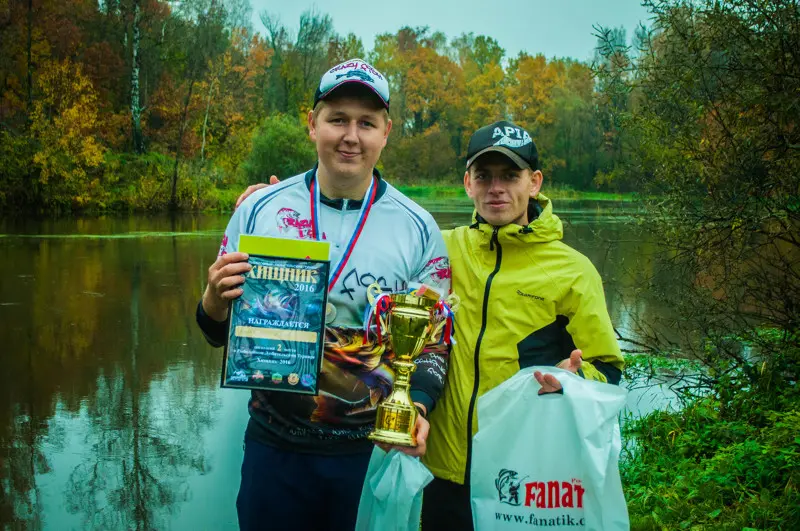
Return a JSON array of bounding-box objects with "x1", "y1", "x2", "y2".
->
[
  {"x1": 241, "y1": 114, "x2": 316, "y2": 183},
  {"x1": 622, "y1": 381, "x2": 800, "y2": 530},
  {"x1": 199, "y1": 185, "x2": 243, "y2": 212},
  {"x1": 0, "y1": 131, "x2": 37, "y2": 209},
  {"x1": 596, "y1": 0, "x2": 800, "y2": 386},
  {"x1": 100, "y1": 152, "x2": 249, "y2": 211},
  {"x1": 623, "y1": 353, "x2": 702, "y2": 377},
  {"x1": 101, "y1": 152, "x2": 174, "y2": 210},
  {"x1": 608, "y1": 5, "x2": 800, "y2": 517},
  {"x1": 390, "y1": 183, "x2": 639, "y2": 201},
  {"x1": 546, "y1": 70, "x2": 605, "y2": 190},
  {"x1": 394, "y1": 184, "x2": 466, "y2": 199},
  {"x1": 381, "y1": 128, "x2": 457, "y2": 183}
]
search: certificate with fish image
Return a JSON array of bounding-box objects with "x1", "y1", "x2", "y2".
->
[{"x1": 221, "y1": 255, "x2": 329, "y2": 394}]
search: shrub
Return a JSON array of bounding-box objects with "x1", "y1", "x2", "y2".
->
[
  {"x1": 241, "y1": 114, "x2": 316, "y2": 183},
  {"x1": 622, "y1": 357, "x2": 800, "y2": 530}
]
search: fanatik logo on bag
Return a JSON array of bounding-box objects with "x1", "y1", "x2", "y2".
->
[{"x1": 495, "y1": 469, "x2": 585, "y2": 509}]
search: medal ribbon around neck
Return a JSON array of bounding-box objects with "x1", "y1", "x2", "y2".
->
[{"x1": 310, "y1": 173, "x2": 378, "y2": 292}]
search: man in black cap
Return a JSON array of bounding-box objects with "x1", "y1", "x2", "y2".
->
[{"x1": 419, "y1": 120, "x2": 624, "y2": 530}]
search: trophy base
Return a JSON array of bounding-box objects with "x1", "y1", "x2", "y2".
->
[
  {"x1": 368, "y1": 428, "x2": 417, "y2": 447},
  {"x1": 369, "y1": 401, "x2": 417, "y2": 447}
]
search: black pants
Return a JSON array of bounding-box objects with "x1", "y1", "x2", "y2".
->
[
  {"x1": 421, "y1": 477, "x2": 474, "y2": 531},
  {"x1": 237, "y1": 438, "x2": 371, "y2": 531}
]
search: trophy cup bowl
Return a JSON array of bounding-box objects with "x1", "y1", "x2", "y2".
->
[{"x1": 368, "y1": 293, "x2": 437, "y2": 447}]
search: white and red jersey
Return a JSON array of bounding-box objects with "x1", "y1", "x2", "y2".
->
[
  {"x1": 220, "y1": 166, "x2": 451, "y2": 324},
  {"x1": 203, "y1": 165, "x2": 452, "y2": 454}
]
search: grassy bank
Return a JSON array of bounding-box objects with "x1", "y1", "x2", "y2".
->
[
  {"x1": 1, "y1": 180, "x2": 638, "y2": 215},
  {"x1": 184, "y1": 183, "x2": 640, "y2": 213},
  {"x1": 621, "y1": 352, "x2": 800, "y2": 530},
  {"x1": 622, "y1": 386, "x2": 799, "y2": 530},
  {"x1": 393, "y1": 183, "x2": 639, "y2": 202}
]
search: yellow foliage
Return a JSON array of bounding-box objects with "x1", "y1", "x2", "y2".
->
[
  {"x1": 403, "y1": 47, "x2": 465, "y2": 132},
  {"x1": 29, "y1": 59, "x2": 106, "y2": 206},
  {"x1": 506, "y1": 54, "x2": 565, "y2": 132},
  {"x1": 463, "y1": 62, "x2": 506, "y2": 153}
]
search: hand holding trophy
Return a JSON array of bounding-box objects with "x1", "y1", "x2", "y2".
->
[{"x1": 365, "y1": 284, "x2": 456, "y2": 447}]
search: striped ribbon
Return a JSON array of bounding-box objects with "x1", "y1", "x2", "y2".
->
[
  {"x1": 434, "y1": 300, "x2": 456, "y2": 345},
  {"x1": 310, "y1": 173, "x2": 377, "y2": 292},
  {"x1": 363, "y1": 293, "x2": 392, "y2": 343}
]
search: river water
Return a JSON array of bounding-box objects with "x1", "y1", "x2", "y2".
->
[{"x1": 0, "y1": 198, "x2": 675, "y2": 530}]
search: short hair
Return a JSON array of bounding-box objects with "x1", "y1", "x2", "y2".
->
[{"x1": 312, "y1": 84, "x2": 389, "y2": 124}]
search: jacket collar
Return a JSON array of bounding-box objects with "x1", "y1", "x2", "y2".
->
[
  {"x1": 468, "y1": 193, "x2": 564, "y2": 245},
  {"x1": 303, "y1": 163, "x2": 388, "y2": 211}
]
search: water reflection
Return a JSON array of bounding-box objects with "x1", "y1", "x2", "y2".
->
[
  {"x1": 0, "y1": 226, "x2": 234, "y2": 529},
  {"x1": 0, "y1": 202, "x2": 666, "y2": 529}
]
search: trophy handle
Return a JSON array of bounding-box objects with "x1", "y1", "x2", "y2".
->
[
  {"x1": 430, "y1": 320, "x2": 446, "y2": 343},
  {"x1": 366, "y1": 282, "x2": 383, "y2": 306}
]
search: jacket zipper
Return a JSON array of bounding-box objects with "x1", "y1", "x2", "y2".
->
[{"x1": 464, "y1": 226, "x2": 502, "y2": 483}]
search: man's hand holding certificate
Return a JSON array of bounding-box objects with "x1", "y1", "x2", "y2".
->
[{"x1": 221, "y1": 236, "x2": 331, "y2": 394}]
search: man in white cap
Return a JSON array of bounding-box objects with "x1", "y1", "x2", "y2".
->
[{"x1": 196, "y1": 59, "x2": 451, "y2": 531}]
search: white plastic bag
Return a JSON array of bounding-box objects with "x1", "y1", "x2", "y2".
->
[
  {"x1": 355, "y1": 447, "x2": 433, "y2": 531},
  {"x1": 470, "y1": 367, "x2": 629, "y2": 531}
]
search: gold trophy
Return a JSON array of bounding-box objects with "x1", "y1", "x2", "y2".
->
[{"x1": 368, "y1": 293, "x2": 438, "y2": 447}]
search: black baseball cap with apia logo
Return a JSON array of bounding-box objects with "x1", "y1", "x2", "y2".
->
[{"x1": 466, "y1": 120, "x2": 539, "y2": 171}]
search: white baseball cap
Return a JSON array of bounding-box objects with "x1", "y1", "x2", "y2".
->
[{"x1": 314, "y1": 58, "x2": 390, "y2": 109}]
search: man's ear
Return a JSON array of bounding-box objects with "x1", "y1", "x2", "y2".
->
[
  {"x1": 463, "y1": 170, "x2": 474, "y2": 198},
  {"x1": 530, "y1": 170, "x2": 543, "y2": 198},
  {"x1": 382, "y1": 118, "x2": 392, "y2": 147},
  {"x1": 307, "y1": 110, "x2": 317, "y2": 142}
]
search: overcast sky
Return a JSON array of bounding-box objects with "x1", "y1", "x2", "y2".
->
[{"x1": 248, "y1": 0, "x2": 652, "y2": 62}]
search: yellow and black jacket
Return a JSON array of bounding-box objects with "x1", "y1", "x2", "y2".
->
[{"x1": 423, "y1": 193, "x2": 624, "y2": 484}]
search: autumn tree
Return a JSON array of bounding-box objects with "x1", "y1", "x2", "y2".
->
[
  {"x1": 29, "y1": 59, "x2": 106, "y2": 208},
  {"x1": 259, "y1": 12, "x2": 291, "y2": 113},
  {"x1": 285, "y1": 8, "x2": 335, "y2": 112},
  {"x1": 0, "y1": 2, "x2": 657, "y2": 210},
  {"x1": 327, "y1": 33, "x2": 365, "y2": 65},
  {"x1": 198, "y1": 28, "x2": 272, "y2": 180},
  {"x1": 370, "y1": 27, "x2": 465, "y2": 181},
  {"x1": 452, "y1": 33, "x2": 506, "y2": 154},
  {"x1": 167, "y1": 0, "x2": 228, "y2": 209},
  {"x1": 601, "y1": 0, "x2": 800, "y2": 384},
  {"x1": 258, "y1": 8, "x2": 337, "y2": 116}
]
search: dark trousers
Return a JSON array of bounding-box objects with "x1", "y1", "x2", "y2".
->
[
  {"x1": 421, "y1": 477, "x2": 473, "y2": 531},
  {"x1": 237, "y1": 438, "x2": 372, "y2": 531}
]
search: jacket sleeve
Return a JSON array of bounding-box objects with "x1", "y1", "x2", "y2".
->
[
  {"x1": 196, "y1": 300, "x2": 229, "y2": 347},
  {"x1": 408, "y1": 217, "x2": 452, "y2": 414},
  {"x1": 557, "y1": 257, "x2": 624, "y2": 385},
  {"x1": 409, "y1": 219, "x2": 452, "y2": 296}
]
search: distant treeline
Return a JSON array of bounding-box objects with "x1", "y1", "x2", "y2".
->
[{"x1": 0, "y1": 0, "x2": 637, "y2": 211}]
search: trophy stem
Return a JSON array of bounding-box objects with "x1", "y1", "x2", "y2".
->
[{"x1": 369, "y1": 358, "x2": 418, "y2": 446}]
